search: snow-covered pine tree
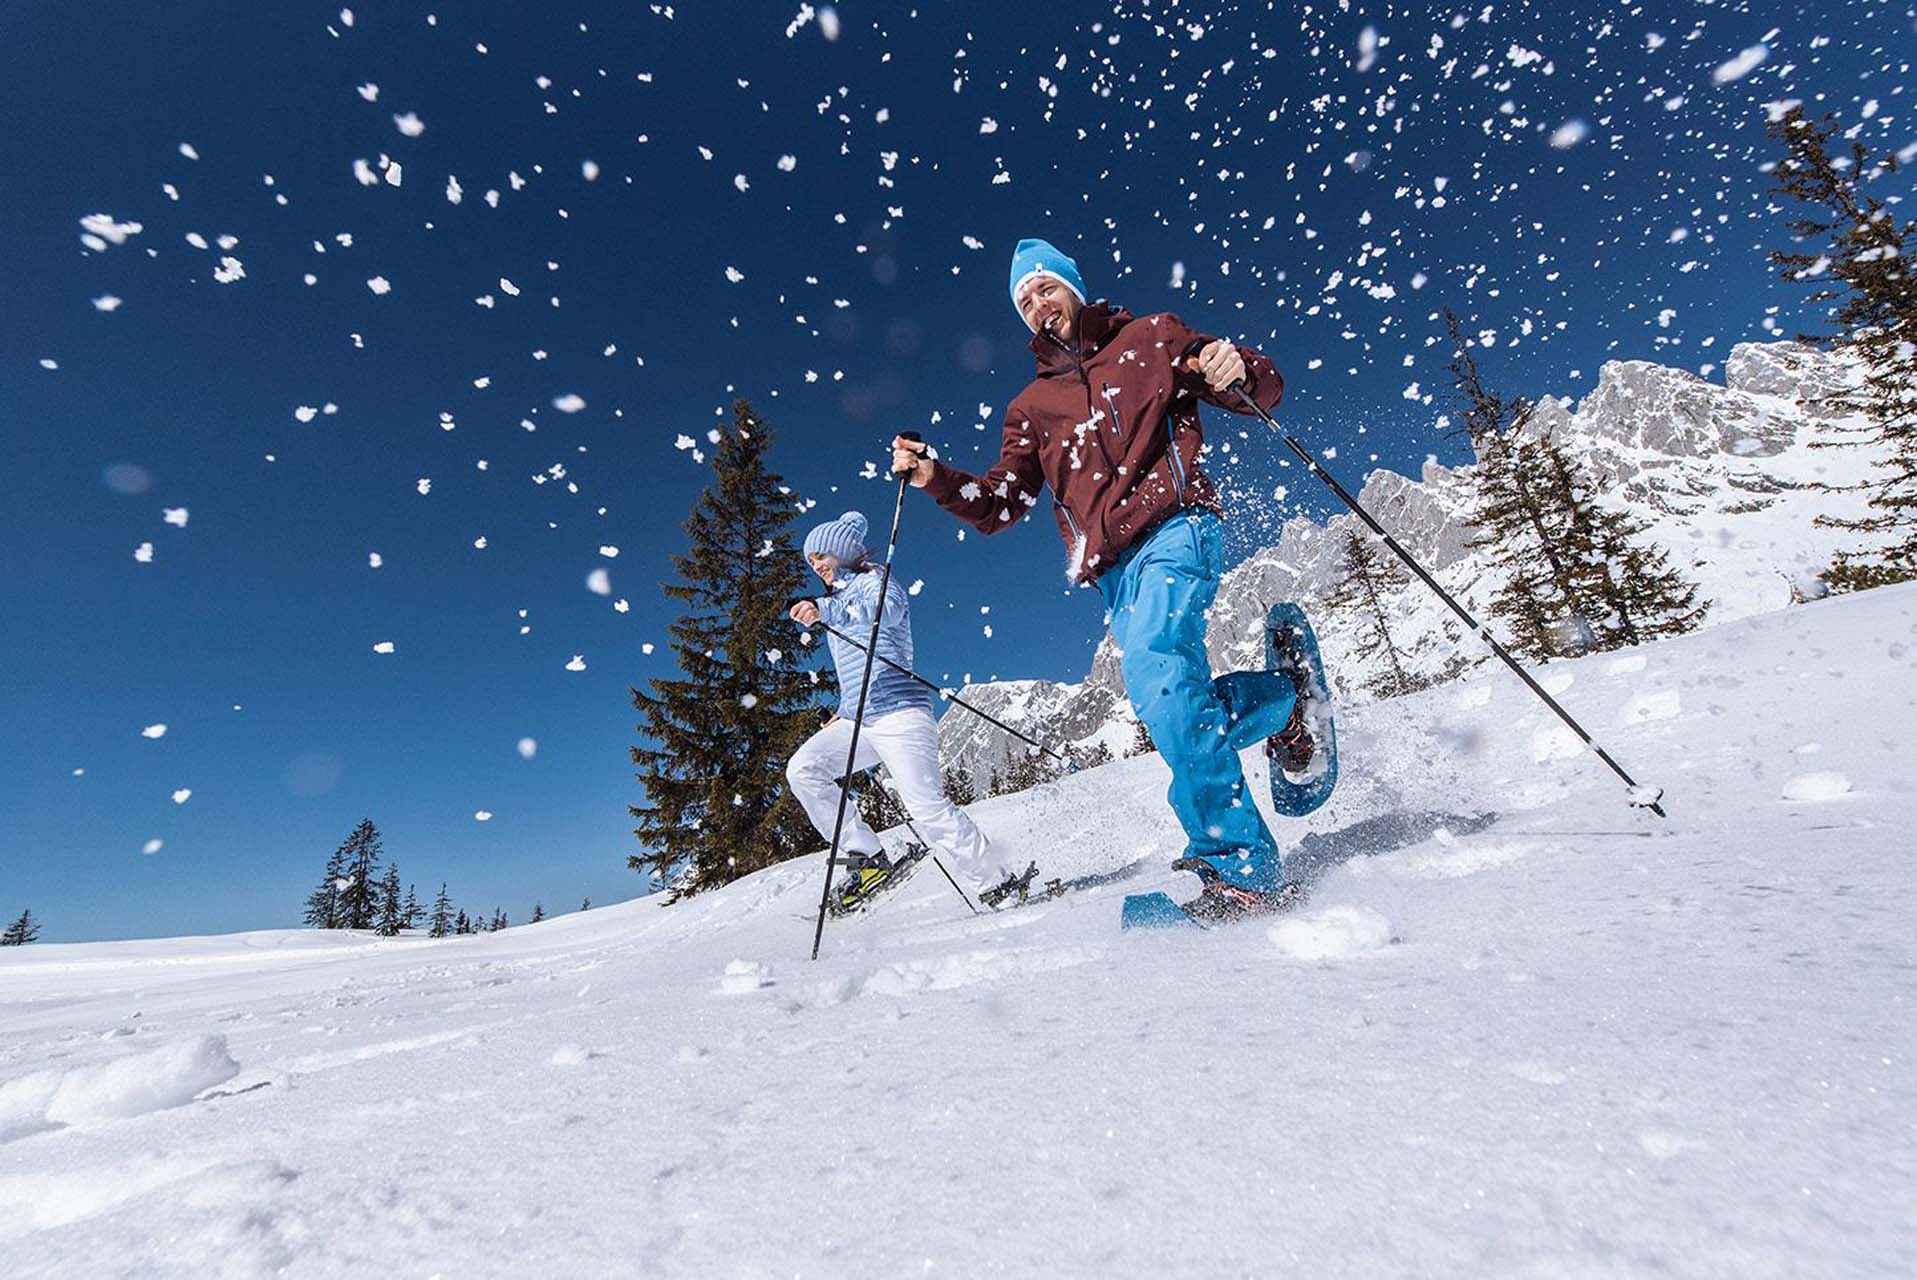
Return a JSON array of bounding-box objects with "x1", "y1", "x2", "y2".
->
[
  {"x1": 1447, "y1": 310, "x2": 1595, "y2": 659},
  {"x1": 530, "y1": 901, "x2": 545, "y2": 923},
  {"x1": 489, "y1": 908, "x2": 508, "y2": 932},
  {"x1": 428, "y1": 883, "x2": 453, "y2": 938},
  {"x1": 1767, "y1": 104, "x2": 1917, "y2": 590},
  {"x1": 629, "y1": 400, "x2": 824, "y2": 896},
  {"x1": 1127, "y1": 718, "x2": 1156, "y2": 757},
  {"x1": 996, "y1": 749, "x2": 1052, "y2": 795},
  {"x1": 1, "y1": 908, "x2": 39, "y2": 946},
  {"x1": 302, "y1": 839, "x2": 349, "y2": 929},
  {"x1": 1070, "y1": 740, "x2": 1115, "y2": 769},
  {"x1": 332, "y1": 819, "x2": 384, "y2": 930},
  {"x1": 402, "y1": 883, "x2": 421, "y2": 931},
  {"x1": 1321, "y1": 531, "x2": 1419, "y2": 698},
  {"x1": 942, "y1": 766, "x2": 977, "y2": 807},
  {"x1": 1538, "y1": 439, "x2": 1708, "y2": 645},
  {"x1": 375, "y1": 865, "x2": 405, "y2": 937},
  {"x1": 579, "y1": 898, "x2": 590, "y2": 911}
]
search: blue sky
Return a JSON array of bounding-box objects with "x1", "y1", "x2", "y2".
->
[{"x1": 1, "y1": 0, "x2": 1904, "y2": 940}]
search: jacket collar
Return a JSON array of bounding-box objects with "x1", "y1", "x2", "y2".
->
[{"x1": 1029, "y1": 303, "x2": 1133, "y2": 377}]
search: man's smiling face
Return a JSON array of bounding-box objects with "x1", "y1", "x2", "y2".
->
[{"x1": 1016, "y1": 276, "x2": 1083, "y2": 341}]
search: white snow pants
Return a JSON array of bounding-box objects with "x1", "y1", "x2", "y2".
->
[{"x1": 785, "y1": 706, "x2": 996, "y2": 884}]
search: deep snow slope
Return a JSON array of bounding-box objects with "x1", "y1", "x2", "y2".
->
[{"x1": 4, "y1": 586, "x2": 1915, "y2": 1278}]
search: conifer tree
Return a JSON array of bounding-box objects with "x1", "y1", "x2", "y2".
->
[
  {"x1": 402, "y1": 884, "x2": 421, "y2": 931},
  {"x1": 330, "y1": 819, "x2": 384, "y2": 930},
  {"x1": 1446, "y1": 310, "x2": 1593, "y2": 658},
  {"x1": 1322, "y1": 531, "x2": 1418, "y2": 698},
  {"x1": 429, "y1": 883, "x2": 454, "y2": 939},
  {"x1": 580, "y1": 898, "x2": 591, "y2": 912},
  {"x1": 1, "y1": 908, "x2": 39, "y2": 946},
  {"x1": 1767, "y1": 104, "x2": 1917, "y2": 589},
  {"x1": 629, "y1": 401, "x2": 825, "y2": 896},
  {"x1": 1538, "y1": 439, "x2": 1708, "y2": 644},
  {"x1": 303, "y1": 840, "x2": 348, "y2": 929},
  {"x1": 1070, "y1": 741, "x2": 1115, "y2": 770},
  {"x1": 1127, "y1": 718, "x2": 1157, "y2": 757},
  {"x1": 941, "y1": 766, "x2": 977, "y2": 807},
  {"x1": 489, "y1": 908, "x2": 508, "y2": 932},
  {"x1": 997, "y1": 749, "x2": 1052, "y2": 795},
  {"x1": 375, "y1": 865, "x2": 405, "y2": 937},
  {"x1": 453, "y1": 909, "x2": 471, "y2": 935},
  {"x1": 530, "y1": 902, "x2": 545, "y2": 923}
]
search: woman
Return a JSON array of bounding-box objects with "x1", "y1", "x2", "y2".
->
[{"x1": 784, "y1": 511, "x2": 1001, "y2": 905}]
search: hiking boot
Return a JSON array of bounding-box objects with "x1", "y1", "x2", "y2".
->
[{"x1": 1171, "y1": 856, "x2": 1303, "y2": 924}]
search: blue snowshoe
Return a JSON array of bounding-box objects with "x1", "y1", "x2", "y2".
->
[
  {"x1": 1120, "y1": 857, "x2": 1305, "y2": 930},
  {"x1": 1263, "y1": 601, "x2": 1338, "y2": 818}
]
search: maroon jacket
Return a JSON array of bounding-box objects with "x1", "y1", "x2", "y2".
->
[{"x1": 922, "y1": 304, "x2": 1284, "y2": 584}]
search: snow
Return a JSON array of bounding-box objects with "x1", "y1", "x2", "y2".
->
[
  {"x1": 1781, "y1": 770, "x2": 1854, "y2": 802},
  {"x1": 4, "y1": 586, "x2": 1914, "y2": 1274}
]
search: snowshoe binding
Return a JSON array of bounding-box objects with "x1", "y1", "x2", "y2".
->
[
  {"x1": 1264, "y1": 602, "x2": 1339, "y2": 817},
  {"x1": 979, "y1": 861, "x2": 1040, "y2": 910},
  {"x1": 1120, "y1": 857, "x2": 1305, "y2": 930},
  {"x1": 829, "y1": 844, "x2": 928, "y2": 916}
]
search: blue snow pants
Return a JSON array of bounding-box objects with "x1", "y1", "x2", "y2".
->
[{"x1": 1097, "y1": 511, "x2": 1295, "y2": 891}]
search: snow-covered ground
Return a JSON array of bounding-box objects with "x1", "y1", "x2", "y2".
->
[{"x1": 4, "y1": 586, "x2": 1915, "y2": 1277}]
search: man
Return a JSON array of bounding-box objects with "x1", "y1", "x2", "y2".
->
[{"x1": 889, "y1": 238, "x2": 1312, "y2": 921}]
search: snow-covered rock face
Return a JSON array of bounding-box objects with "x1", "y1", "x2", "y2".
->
[{"x1": 941, "y1": 341, "x2": 1882, "y2": 777}]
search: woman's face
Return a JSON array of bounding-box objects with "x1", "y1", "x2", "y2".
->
[{"x1": 808, "y1": 551, "x2": 840, "y2": 585}]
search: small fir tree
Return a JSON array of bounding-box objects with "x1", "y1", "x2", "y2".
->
[
  {"x1": 1767, "y1": 104, "x2": 1917, "y2": 589},
  {"x1": 375, "y1": 866, "x2": 405, "y2": 937},
  {"x1": 1447, "y1": 310, "x2": 1597, "y2": 658},
  {"x1": 629, "y1": 401, "x2": 825, "y2": 897},
  {"x1": 1126, "y1": 718, "x2": 1157, "y2": 757},
  {"x1": 1538, "y1": 439, "x2": 1708, "y2": 644},
  {"x1": 1067, "y1": 741, "x2": 1114, "y2": 770},
  {"x1": 453, "y1": 909, "x2": 471, "y2": 935},
  {"x1": 402, "y1": 883, "x2": 422, "y2": 931},
  {"x1": 2, "y1": 909, "x2": 40, "y2": 946},
  {"x1": 1322, "y1": 532, "x2": 1418, "y2": 698},
  {"x1": 489, "y1": 908, "x2": 508, "y2": 932},
  {"x1": 428, "y1": 883, "x2": 454, "y2": 939},
  {"x1": 303, "y1": 842, "x2": 348, "y2": 930},
  {"x1": 332, "y1": 819, "x2": 384, "y2": 931},
  {"x1": 941, "y1": 767, "x2": 977, "y2": 807},
  {"x1": 580, "y1": 898, "x2": 591, "y2": 912},
  {"x1": 530, "y1": 902, "x2": 545, "y2": 923}
]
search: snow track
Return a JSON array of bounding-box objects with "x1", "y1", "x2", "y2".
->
[{"x1": 3, "y1": 586, "x2": 1915, "y2": 1276}]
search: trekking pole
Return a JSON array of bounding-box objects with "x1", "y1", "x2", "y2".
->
[
  {"x1": 799, "y1": 618, "x2": 1074, "y2": 769},
  {"x1": 1212, "y1": 371, "x2": 1667, "y2": 819},
  {"x1": 810, "y1": 434, "x2": 923, "y2": 960}
]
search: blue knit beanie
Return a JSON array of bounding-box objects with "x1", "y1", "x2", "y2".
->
[
  {"x1": 803, "y1": 511, "x2": 869, "y2": 565},
  {"x1": 1007, "y1": 238, "x2": 1087, "y2": 324}
]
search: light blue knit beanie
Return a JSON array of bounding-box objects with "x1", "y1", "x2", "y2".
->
[
  {"x1": 803, "y1": 511, "x2": 869, "y2": 565},
  {"x1": 1007, "y1": 238, "x2": 1087, "y2": 323}
]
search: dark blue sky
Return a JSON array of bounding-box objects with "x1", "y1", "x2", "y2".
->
[{"x1": 2, "y1": 0, "x2": 1905, "y2": 941}]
